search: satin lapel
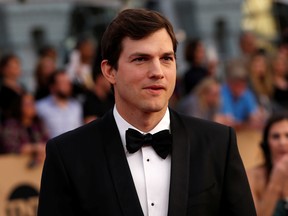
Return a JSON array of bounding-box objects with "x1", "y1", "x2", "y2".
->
[
  {"x1": 102, "y1": 111, "x2": 144, "y2": 216},
  {"x1": 168, "y1": 110, "x2": 190, "y2": 216}
]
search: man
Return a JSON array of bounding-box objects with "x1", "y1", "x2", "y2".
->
[
  {"x1": 219, "y1": 62, "x2": 262, "y2": 130},
  {"x1": 82, "y1": 71, "x2": 114, "y2": 123},
  {"x1": 36, "y1": 70, "x2": 83, "y2": 138},
  {"x1": 38, "y1": 9, "x2": 256, "y2": 216},
  {"x1": 227, "y1": 31, "x2": 257, "y2": 75}
]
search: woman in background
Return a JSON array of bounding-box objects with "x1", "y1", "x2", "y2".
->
[
  {"x1": 0, "y1": 54, "x2": 24, "y2": 122},
  {"x1": 34, "y1": 56, "x2": 57, "y2": 100},
  {"x1": 182, "y1": 38, "x2": 210, "y2": 95},
  {"x1": 0, "y1": 93, "x2": 49, "y2": 163},
  {"x1": 177, "y1": 78, "x2": 221, "y2": 121},
  {"x1": 248, "y1": 113, "x2": 288, "y2": 216},
  {"x1": 248, "y1": 51, "x2": 274, "y2": 106},
  {"x1": 271, "y1": 53, "x2": 288, "y2": 110}
]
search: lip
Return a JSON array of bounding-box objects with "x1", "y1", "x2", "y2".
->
[
  {"x1": 144, "y1": 85, "x2": 166, "y2": 90},
  {"x1": 143, "y1": 85, "x2": 166, "y2": 94},
  {"x1": 279, "y1": 150, "x2": 288, "y2": 155},
  {"x1": 276, "y1": 150, "x2": 288, "y2": 158}
]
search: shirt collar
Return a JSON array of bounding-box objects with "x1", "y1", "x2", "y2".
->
[{"x1": 113, "y1": 106, "x2": 170, "y2": 150}]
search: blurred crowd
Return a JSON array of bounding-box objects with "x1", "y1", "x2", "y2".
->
[
  {"x1": 0, "y1": 37, "x2": 115, "y2": 161},
  {"x1": 0, "y1": 9, "x2": 288, "y2": 215},
  {"x1": 174, "y1": 31, "x2": 288, "y2": 128},
  {"x1": 0, "y1": 26, "x2": 288, "y2": 157},
  {"x1": 1, "y1": 30, "x2": 288, "y2": 152}
]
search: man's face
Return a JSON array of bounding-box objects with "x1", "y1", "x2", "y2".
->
[
  {"x1": 52, "y1": 73, "x2": 72, "y2": 99},
  {"x1": 4, "y1": 58, "x2": 21, "y2": 79},
  {"x1": 106, "y1": 28, "x2": 176, "y2": 115},
  {"x1": 240, "y1": 33, "x2": 255, "y2": 55},
  {"x1": 228, "y1": 79, "x2": 247, "y2": 98}
]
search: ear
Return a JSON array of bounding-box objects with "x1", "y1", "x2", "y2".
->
[{"x1": 101, "y1": 60, "x2": 116, "y2": 85}]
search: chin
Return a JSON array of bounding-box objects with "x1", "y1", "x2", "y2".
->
[{"x1": 141, "y1": 103, "x2": 167, "y2": 114}]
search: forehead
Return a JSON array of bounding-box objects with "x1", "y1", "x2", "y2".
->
[
  {"x1": 7, "y1": 57, "x2": 19, "y2": 64},
  {"x1": 270, "y1": 120, "x2": 288, "y2": 133},
  {"x1": 55, "y1": 73, "x2": 69, "y2": 81},
  {"x1": 120, "y1": 28, "x2": 174, "y2": 56}
]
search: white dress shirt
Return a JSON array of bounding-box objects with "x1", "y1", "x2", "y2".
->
[
  {"x1": 113, "y1": 106, "x2": 171, "y2": 216},
  {"x1": 36, "y1": 96, "x2": 83, "y2": 138}
]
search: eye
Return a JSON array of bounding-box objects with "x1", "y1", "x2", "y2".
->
[
  {"x1": 162, "y1": 56, "x2": 174, "y2": 61},
  {"x1": 132, "y1": 57, "x2": 147, "y2": 63},
  {"x1": 271, "y1": 133, "x2": 280, "y2": 140}
]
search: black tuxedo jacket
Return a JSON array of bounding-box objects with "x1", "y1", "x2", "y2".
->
[{"x1": 38, "y1": 109, "x2": 256, "y2": 216}]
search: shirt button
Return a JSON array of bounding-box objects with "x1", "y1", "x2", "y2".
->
[
  {"x1": 151, "y1": 203, "x2": 155, "y2": 206},
  {"x1": 147, "y1": 159, "x2": 150, "y2": 162}
]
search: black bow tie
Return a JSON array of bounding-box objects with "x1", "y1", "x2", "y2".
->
[{"x1": 125, "y1": 128, "x2": 172, "y2": 159}]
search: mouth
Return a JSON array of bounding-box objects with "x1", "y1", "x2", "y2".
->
[
  {"x1": 143, "y1": 85, "x2": 166, "y2": 95},
  {"x1": 276, "y1": 150, "x2": 288, "y2": 160},
  {"x1": 144, "y1": 85, "x2": 165, "y2": 91},
  {"x1": 279, "y1": 150, "x2": 288, "y2": 155}
]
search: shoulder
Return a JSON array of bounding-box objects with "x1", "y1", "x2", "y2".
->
[
  {"x1": 50, "y1": 117, "x2": 102, "y2": 144},
  {"x1": 1, "y1": 119, "x2": 21, "y2": 131},
  {"x1": 244, "y1": 88, "x2": 256, "y2": 97},
  {"x1": 36, "y1": 96, "x2": 51, "y2": 108},
  {"x1": 47, "y1": 111, "x2": 113, "y2": 151},
  {"x1": 220, "y1": 85, "x2": 231, "y2": 98},
  {"x1": 69, "y1": 98, "x2": 82, "y2": 108},
  {"x1": 170, "y1": 110, "x2": 236, "y2": 165},
  {"x1": 170, "y1": 109, "x2": 231, "y2": 136}
]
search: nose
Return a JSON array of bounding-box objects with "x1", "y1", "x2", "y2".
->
[{"x1": 148, "y1": 59, "x2": 164, "y2": 79}]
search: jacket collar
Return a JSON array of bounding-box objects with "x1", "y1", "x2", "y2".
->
[
  {"x1": 102, "y1": 110, "x2": 144, "y2": 216},
  {"x1": 168, "y1": 109, "x2": 190, "y2": 216}
]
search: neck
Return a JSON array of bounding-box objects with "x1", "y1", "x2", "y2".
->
[
  {"x1": 116, "y1": 104, "x2": 167, "y2": 133},
  {"x1": 53, "y1": 95, "x2": 68, "y2": 107},
  {"x1": 22, "y1": 117, "x2": 33, "y2": 127},
  {"x1": 3, "y1": 77, "x2": 18, "y2": 87},
  {"x1": 3, "y1": 78, "x2": 22, "y2": 93}
]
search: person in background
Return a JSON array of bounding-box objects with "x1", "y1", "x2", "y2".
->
[
  {"x1": 228, "y1": 31, "x2": 258, "y2": 71},
  {"x1": 34, "y1": 56, "x2": 57, "y2": 100},
  {"x1": 36, "y1": 70, "x2": 82, "y2": 138},
  {"x1": 0, "y1": 93, "x2": 48, "y2": 163},
  {"x1": 38, "y1": 45, "x2": 58, "y2": 62},
  {"x1": 248, "y1": 112, "x2": 288, "y2": 216},
  {"x1": 182, "y1": 38, "x2": 210, "y2": 95},
  {"x1": 248, "y1": 50, "x2": 274, "y2": 114},
  {"x1": 271, "y1": 52, "x2": 288, "y2": 110},
  {"x1": 177, "y1": 78, "x2": 222, "y2": 121},
  {"x1": 82, "y1": 71, "x2": 114, "y2": 123},
  {"x1": 66, "y1": 37, "x2": 96, "y2": 95},
  {"x1": 0, "y1": 54, "x2": 24, "y2": 122},
  {"x1": 278, "y1": 33, "x2": 288, "y2": 60},
  {"x1": 219, "y1": 62, "x2": 263, "y2": 130},
  {"x1": 273, "y1": 0, "x2": 288, "y2": 38}
]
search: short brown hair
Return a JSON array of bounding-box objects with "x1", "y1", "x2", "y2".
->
[{"x1": 101, "y1": 8, "x2": 178, "y2": 69}]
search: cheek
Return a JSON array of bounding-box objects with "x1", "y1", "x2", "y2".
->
[{"x1": 269, "y1": 140, "x2": 280, "y2": 156}]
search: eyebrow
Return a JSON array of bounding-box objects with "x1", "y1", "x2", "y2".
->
[{"x1": 128, "y1": 51, "x2": 176, "y2": 59}]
